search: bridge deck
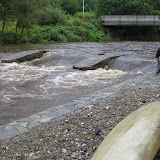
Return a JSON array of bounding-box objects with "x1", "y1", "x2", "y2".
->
[{"x1": 101, "y1": 15, "x2": 160, "y2": 26}]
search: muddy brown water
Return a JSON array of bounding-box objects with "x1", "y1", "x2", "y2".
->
[{"x1": 0, "y1": 42, "x2": 159, "y2": 125}]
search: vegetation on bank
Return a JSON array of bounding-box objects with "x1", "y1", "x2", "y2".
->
[
  {"x1": 0, "y1": 0, "x2": 111, "y2": 44},
  {"x1": 1, "y1": 0, "x2": 160, "y2": 44},
  {"x1": 0, "y1": 16, "x2": 113, "y2": 44}
]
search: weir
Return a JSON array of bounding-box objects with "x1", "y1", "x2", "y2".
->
[
  {"x1": 73, "y1": 53, "x2": 129, "y2": 70},
  {"x1": 1, "y1": 50, "x2": 47, "y2": 63}
]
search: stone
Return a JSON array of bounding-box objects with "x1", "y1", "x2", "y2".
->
[
  {"x1": 95, "y1": 129, "x2": 101, "y2": 136},
  {"x1": 19, "y1": 122, "x2": 29, "y2": 128},
  {"x1": 1, "y1": 50, "x2": 47, "y2": 63},
  {"x1": 15, "y1": 126, "x2": 28, "y2": 133},
  {"x1": 62, "y1": 148, "x2": 67, "y2": 153},
  {"x1": 73, "y1": 53, "x2": 127, "y2": 70}
]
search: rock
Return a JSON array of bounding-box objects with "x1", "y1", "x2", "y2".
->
[
  {"x1": 62, "y1": 148, "x2": 67, "y2": 153},
  {"x1": 0, "y1": 75, "x2": 160, "y2": 160},
  {"x1": 95, "y1": 129, "x2": 101, "y2": 135},
  {"x1": 1, "y1": 144, "x2": 7, "y2": 149},
  {"x1": 142, "y1": 100, "x2": 146, "y2": 103}
]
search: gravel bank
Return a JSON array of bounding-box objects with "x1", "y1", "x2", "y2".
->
[{"x1": 0, "y1": 73, "x2": 160, "y2": 160}]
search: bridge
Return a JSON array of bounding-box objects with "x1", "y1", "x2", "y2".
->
[{"x1": 101, "y1": 15, "x2": 160, "y2": 26}]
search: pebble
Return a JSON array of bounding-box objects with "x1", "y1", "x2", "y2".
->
[{"x1": 0, "y1": 72, "x2": 160, "y2": 160}]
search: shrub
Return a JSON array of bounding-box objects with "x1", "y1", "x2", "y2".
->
[
  {"x1": 81, "y1": 22, "x2": 97, "y2": 31},
  {"x1": 50, "y1": 29, "x2": 59, "y2": 42},
  {"x1": 0, "y1": 32, "x2": 17, "y2": 44},
  {"x1": 38, "y1": 8, "x2": 67, "y2": 25},
  {"x1": 74, "y1": 12, "x2": 96, "y2": 18},
  {"x1": 57, "y1": 34, "x2": 68, "y2": 42},
  {"x1": 0, "y1": 16, "x2": 113, "y2": 44},
  {"x1": 73, "y1": 19, "x2": 80, "y2": 26},
  {"x1": 74, "y1": 26, "x2": 89, "y2": 40},
  {"x1": 88, "y1": 31, "x2": 97, "y2": 41}
]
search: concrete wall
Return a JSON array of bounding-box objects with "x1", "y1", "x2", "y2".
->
[{"x1": 101, "y1": 15, "x2": 160, "y2": 26}]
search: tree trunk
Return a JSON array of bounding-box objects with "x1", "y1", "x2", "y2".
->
[
  {"x1": 20, "y1": 27, "x2": 24, "y2": 40},
  {"x1": 1, "y1": 19, "x2": 6, "y2": 36},
  {"x1": 15, "y1": 21, "x2": 18, "y2": 38}
]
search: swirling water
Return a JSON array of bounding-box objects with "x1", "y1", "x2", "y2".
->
[{"x1": 0, "y1": 42, "x2": 159, "y2": 125}]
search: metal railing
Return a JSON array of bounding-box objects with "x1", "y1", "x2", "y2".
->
[{"x1": 101, "y1": 15, "x2": 160, "y2": 26}]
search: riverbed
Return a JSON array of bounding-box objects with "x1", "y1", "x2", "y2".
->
[{"x1": 0, "y1": 42, "x2": 159, "y2": 125}]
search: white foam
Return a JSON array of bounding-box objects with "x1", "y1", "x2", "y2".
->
[
  {"x1": 42, "y1": 68, "x2": 127, "y2": 89},
  {"x1": 0, "y1": 64, "x2": 127, "y2": 101},
  {"x1": 0, "y1": 63, "x2": 70, "y2": 82}
]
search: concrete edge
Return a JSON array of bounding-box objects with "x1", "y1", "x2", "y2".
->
[
  {"x1": 0, "y1": 71, "x2": 158, "y2": 142},
  {"x1": 73, "y1": 53, "x2": 128, "y2": 70},
  {"x1": 1, "y1": 50, "x2": 47, "y2": 63}
]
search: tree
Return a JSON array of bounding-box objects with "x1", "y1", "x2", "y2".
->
[
  {"x1": 95, "y1": 0, "x2": 153, "y2": 16},
  {"x1": 37, "y1": 7, "x2": 67, "y2": 25},
  {"x1": 152, "y1": 0, "x2": 160, "y2": 11},
  {"x1": 78, "y1": 0, "x2": 96, "y2": 12},
  {"x1": 0, "y1": 0, "x2": 13, "y2": 35},
  {"x1": 11, "y1": 0, "x2": 48, "y2": 39},
  {"x1": 36, "y1": 0, "x2": 66, "y2": 25},
  {"x1": 49, "y1": 0, "x2": 61, "y2": 8},
  {"x1": 60, "y1": 0, "x2": 79, "y2": 15}
]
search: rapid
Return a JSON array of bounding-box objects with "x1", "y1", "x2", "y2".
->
[{"x1": 0, "y1": 42, "x2": 159, "y2": 125}]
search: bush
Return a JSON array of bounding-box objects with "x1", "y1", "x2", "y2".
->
[
  {"x1": 0, "y1": 32, "x2": 17, "y2": 44},
  {"x1": 74, "y1": 12, "x2": 96, "y2": 18},
  {"x1": 0, "y1": 17, "x2": 113, "y2": 44},
  {"x1": 57, "y1": 34, "x2": 68, "y2": 42},
  {"x1": 74, "y1": 27, "x2": 89, "y2": 39},
  {"x1": 22, "y1": 20, "x2": 112, "y2": 43},
  {"x1": 82, "y1": 22, "x2": 97, "y2": 31},
  {"x1": 38, "y1": 8, "x2": 67, "y2": 25},
  {"x1": 88, "y1": 31, "x2": 97, "y2": 41},
  {"x1": 73, "y1": 19, "x2": 80, "y2": 26}
]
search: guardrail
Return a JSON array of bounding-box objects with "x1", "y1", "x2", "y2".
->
[{"x1": 101, "y1": 15, "x2": 160, "y2": 26}]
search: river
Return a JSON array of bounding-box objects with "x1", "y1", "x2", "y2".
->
[{"x1": 0, "y1": 42, "x2": 159, "y2": 125}]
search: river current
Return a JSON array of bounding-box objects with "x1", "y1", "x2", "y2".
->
[{"x1": 0, "y1": 42, "x2": 159, "y2": 125}]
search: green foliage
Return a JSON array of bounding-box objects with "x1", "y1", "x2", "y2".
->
[
  {"x1": 74, "y1": 11, "x2": 96, "y2": 18},
  {"x1": 11, "y1": 0, "x2": 38, "y2": 29},
  {"x1": 153, "y1": 10, "x2": 160, "y2": 15},
  {"x1": 37, "y1": 8, "x2": 67, "y2": 25},
  {"x1": 82, "y1": 22, "x2": 97, "y2": 31},
  {"x1": 80, "y1": 21, "x2": 111, "y2": 41},
  {"x1": 1, "y1": 0, "x2": 160, "y2": 43},
  {"x1": 73, "y1": 19, "x2": 81, "y2": 26},
  {"x1": 0, "y1": 32, "x2": 18, "y2": 44},
  {"x1": 0, "y1": 0, "x2": 13, "y2": 35},
  {"x1": 60, "y1": 0, "x2": 79, "y2": 15},
  {"x1": 151, "y1": 0, "x2": 160, "y2": 11},
  {"x1": 95, "y1": 0, "x2": 153, "y2": 16},
  {"x1": 26, "y1": 25, "x2": 82, "y2": 42},
  {"x1": 49, "y1": 0, "x2": 61, "y2": 8},
  {"x1": 8, "y1": 0, "x2": 50, "y2": 39},
  {"x1": 78, "y1": 0, "x2": 96, "y2": 12},
  {"x1": 20, "y1": 19, "x2": 112, "y2": 43}
]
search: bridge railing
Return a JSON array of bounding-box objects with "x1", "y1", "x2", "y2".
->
[{"x1": 101, "y1": 15, "x2": 160, "y2": 26}]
